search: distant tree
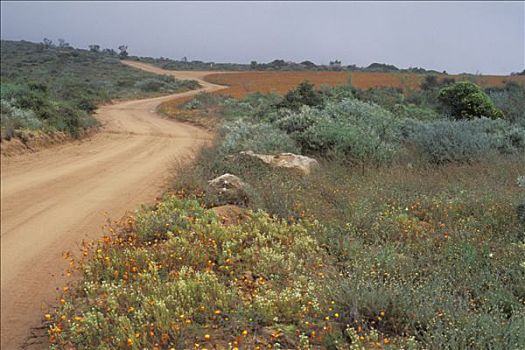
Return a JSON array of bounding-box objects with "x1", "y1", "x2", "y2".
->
[
  {"x1": 58, "y1": 38, "x2": 70, "y2": 48},
  {"x1": 300, "y1": 60, "x2": 317, "y2": 69},
  {"x1": 102, "y1": 48, "x2": 117, "y2": 56},
  {"x1": 366, "y1": 63, "x2": 399, "y2": 72},
  {"x1": 510, "y1": 69, "x2": 525, "y2": 76},
  {"x1": 42, "y1": 38, "x2": 53, "y2": 48},
  {"x1": 269, "y1": 59, "x2": 286, "y2": 69},
  {"x1": 118, "y1": 45, "x2": 128, "y2": 59},
  {"x1": 89, "y1": 44, "x2": 100, "y2": 52},
  {"x1": 438, "y1": 81, "x2": 504, "y2": 120},
  {"x1": 250, "y1": 61, "x2": 258, "y2": 70},
  {"x1": 329, "y1": 60, "x2": 342, "y2": 71},
  {"x1": 182, "y1": 56, "x2": 188, "y2": 62}
]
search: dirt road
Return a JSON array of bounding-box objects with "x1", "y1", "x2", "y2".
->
[{"x1": 0, "y1": 61, "x2": 226, "y2": 349}]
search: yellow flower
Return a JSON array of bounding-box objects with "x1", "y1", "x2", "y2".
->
[
  {"x1": 242, "y1": 330, "x2": 248, "y2": 336},
  {"x1": 204, "y1": 334, "x2": 211, "y2": 340},
  {"x1": 127, "y1": 338, "x2": 134, "y2": 347}
]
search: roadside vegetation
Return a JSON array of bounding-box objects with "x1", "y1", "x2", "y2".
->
[
  {"x1": 0, "y1": 40, "x2": 199, "y2": 141},
  {"x1": 48, "y1": 72, "x2": 524, "y2": 349}
]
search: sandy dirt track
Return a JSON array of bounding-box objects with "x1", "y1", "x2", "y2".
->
[{"x1": 0, "y1": 61, "x2": 226, "y2": 349}]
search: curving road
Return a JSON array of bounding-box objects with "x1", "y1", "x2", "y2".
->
[{"x1": 0, "y1": 61, "x2": 226, "y2": 349}]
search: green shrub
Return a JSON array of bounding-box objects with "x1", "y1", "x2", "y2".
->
[
  {"x1": 403, "y1": 118, "x2": 525, "y2": 164},
  {"x1": 391, "y1": 103, "x2": 440, "y2": 121},
  {"x1": 0, "y1": 99, "x2": 43, "y2": 131},
  {"x1": 276, "y1": 99, "x2": 400, "y2": 166},
  {"x1": 277, "y1": 80, "x2": 323, "y2": 110},
  {"x1": 486, "y1": 81, "x2": 525, "y2": 126},
  {"x1": 354, "y1": 86, "x2": 404, "y2": 110},
  {"x1": 438, "y1": 81, "x2": 504, "y2": 120},
  {"x1": 219, "y1": 120, "x2": 299, "y2": 154}
]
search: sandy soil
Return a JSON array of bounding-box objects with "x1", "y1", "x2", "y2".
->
[{"x1": 0, "y1": 61, "x2": 226, "y2": 349}]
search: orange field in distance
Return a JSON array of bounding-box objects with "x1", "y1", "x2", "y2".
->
[{"x1": 204, "y1": 71, "x2": 525, "y2": 99}]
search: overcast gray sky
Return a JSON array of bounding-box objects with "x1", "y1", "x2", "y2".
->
[{"x1": 1, "y1": 1, "x2": 524, "y2": 74}]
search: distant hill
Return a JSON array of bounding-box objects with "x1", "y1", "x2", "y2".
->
[{"x1": 129, "y1": 56, "x2": 442, "y2": 74}]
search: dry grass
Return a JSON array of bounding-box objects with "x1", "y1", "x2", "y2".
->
[{"x1": 204, "y1": 71, "x2": 525, "y2": 98}]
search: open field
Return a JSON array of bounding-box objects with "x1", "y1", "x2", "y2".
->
[{"x1": 204, "y1": 71, "x2": 525, "y2": 98}]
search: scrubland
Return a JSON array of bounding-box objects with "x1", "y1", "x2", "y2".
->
[{"x1": 44, "y1": 66, "x2": 525, "y2": 349}]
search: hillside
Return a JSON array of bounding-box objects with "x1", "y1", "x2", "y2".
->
[{"x1": 0, "y1": 40, "x2": 199, "y2": 141}]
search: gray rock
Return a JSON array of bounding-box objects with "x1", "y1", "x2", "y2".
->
[
  {"x1": 207, "y1": 173, "x2": 249, "y2": 206},
  {"x1": 240, "y1": 151, "x2": 319, "y2": 175}
]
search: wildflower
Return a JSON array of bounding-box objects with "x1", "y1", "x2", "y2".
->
[
  {"x1": 242, "y1": 330, "x2": 248, "y2": 336},
  {"x1": 44, "y1": 314, "x2": 51, "y2": 321},
  {"x1": 214, "y1": 309, "x2": 221, "y2": 315},
  {"x1": 127, "y1": 338, "x2": 134, "y2": 347},
  {"x1": 204, "y1": 334, "x2": 211, "y2": 340}
]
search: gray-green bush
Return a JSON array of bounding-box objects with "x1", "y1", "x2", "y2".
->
[
  {"x1": 219, "y1": 120, "x2": 299, "y2": 155},
  {"x1": 403, "y1": 118, "x2": 525, "y2": 164},
  {"x1": 275, "y1": 99, "x2": 400, "y2": 166}
]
